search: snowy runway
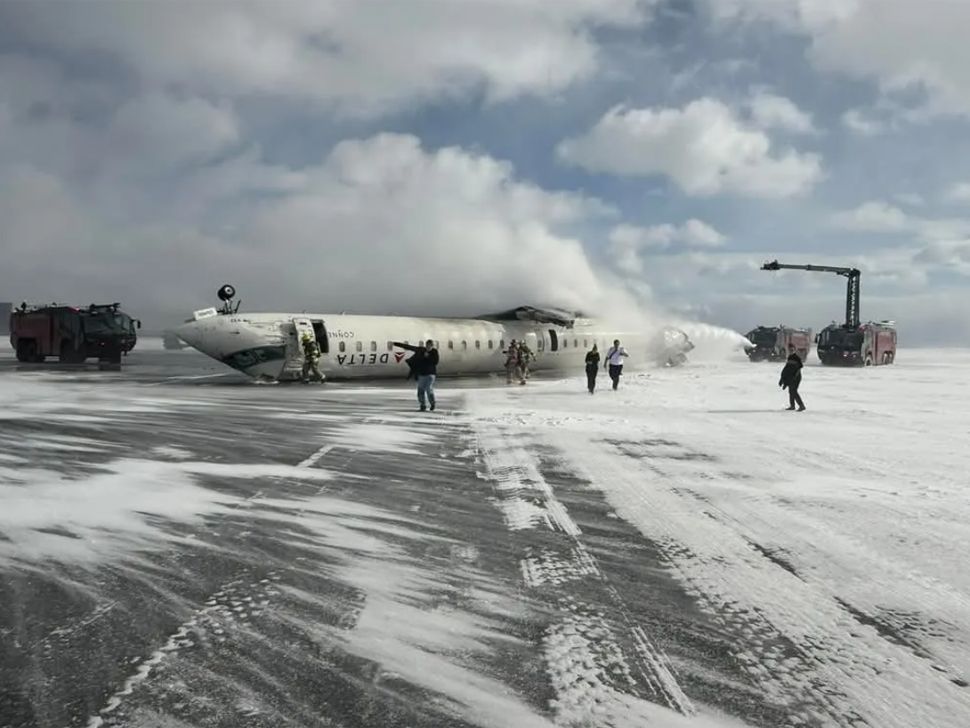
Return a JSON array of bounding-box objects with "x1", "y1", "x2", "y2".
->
[{"x1": 1, "y1": 347, "x2": 968, "y2": 727}]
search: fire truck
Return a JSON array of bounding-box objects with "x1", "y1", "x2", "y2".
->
[
  {"x1": 10, "y1": 302, "x2": 140, "y2": 367},
  {"x1": 744, "y1": 325, "x2": 813, "y2": 362},
  {"x1": 816, "y1": 320, "x2": 896, "y2": 366},
  {"x1": 761, "y1": 261, "x2": 897, "y2": 366}
]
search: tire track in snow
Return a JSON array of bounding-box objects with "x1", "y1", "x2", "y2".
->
[
  {"x1": 473, "y1": 407, "x2": 694, "y2": 725},
  {"x1": 555, "y1": 433, "x2": 970, "y2": 728},
  {"x1": 82, "y1": 573, "x2": 282, "y2": 727}
]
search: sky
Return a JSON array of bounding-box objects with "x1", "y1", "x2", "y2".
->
[{"x1": 0, "y1": 0, "x2": 968, "y2": 344}]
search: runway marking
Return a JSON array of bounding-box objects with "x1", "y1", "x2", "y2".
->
[
  {"x1": 297, "y1": 443, "x2": 336, "y2": 469},
  {"x1": 146, "y1": 373, "x2": 237, "y2": 386},
  {"x1": 162, "y1": 373, "x2": 236, "y2": 381}
]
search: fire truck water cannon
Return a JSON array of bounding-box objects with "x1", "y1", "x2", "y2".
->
[{"x1": 760, "y1": 260, "x2": 896, "y2": 367}]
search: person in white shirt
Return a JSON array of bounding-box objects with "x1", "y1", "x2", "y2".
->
[{"x1": 604, "y1": 339, "x2": 629, "y2": 390}]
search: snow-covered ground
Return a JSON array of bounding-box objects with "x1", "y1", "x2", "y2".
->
[
  {"x1": 466, "y1": 348, "x2": 970, "y2": 727},
  {"x1": 1, "y1": 348, "x2": 968, "y2": 727}
]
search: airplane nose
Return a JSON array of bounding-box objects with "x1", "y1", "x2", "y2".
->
[{"x1": 176, "y1": 320, "x2": 204, "y2": 350}]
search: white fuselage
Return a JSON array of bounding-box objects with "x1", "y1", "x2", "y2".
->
[{"x1": 177, "y1": 310, "x2": 644, "y2": 381}]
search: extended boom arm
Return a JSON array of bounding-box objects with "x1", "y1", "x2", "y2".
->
[{"x1": 761, "y1": 260, "x2": 861, "y2": 329}]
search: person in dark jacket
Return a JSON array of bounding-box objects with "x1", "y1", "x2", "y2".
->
[
  {"x1": 585, "y1": 345, "x2": 600, "y2": 393},
  {"x1": 779, "y1": 346, "x2": 805, "y2": 411},
  {"x1": 394, "y1": 339, "x2": 439, "y2": 411}
]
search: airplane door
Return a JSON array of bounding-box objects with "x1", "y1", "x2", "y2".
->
[
  {"x1": 294, "y1": 318, "x2": 315, "y2": 348},
  {"x1": 311, "y1": 320, "x2": 329, "y2": 354},
  {"x1": 288, "y1": 317, "x2": 315, "y2": 365}
]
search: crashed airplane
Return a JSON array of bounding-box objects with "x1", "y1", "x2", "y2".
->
[{"x1": 177, "y1": 285, "x2": 694, "y2": 381}]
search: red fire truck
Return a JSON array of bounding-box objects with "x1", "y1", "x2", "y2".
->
[
  {"x1": 744, "y1": 326, "x2": 813, "y2": 362},
  {"x1": 761, "y1": 261, "x2": 897, "y2": 367},
  {"x1": 10, "y1": 303, "x2": 140, "y2": 367}
]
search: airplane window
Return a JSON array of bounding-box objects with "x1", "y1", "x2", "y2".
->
[
  {"x1": 574, "y1": 339, "x2": 579, "y2": 348},
  {"x1": 339, "y1": 341, "x2": 346, "y2": 353},
  {"x1": 563, "y1": 339, "x2": 568, "y2": 349},
  {"x1": 499, "y1": 339, "x2": 505, "y2": 350},
  {"x1": 448, "y1": 341, "x2": 454, "y2": 350},
  {"x1": 488, "y1": 340, "x2": 493, "y2": 349},
  {"x1": 387, "y1": 341, "x2": 393, "y2": 351},
  {"x1": 370, "y1": 341, "x2": 377, "y2": 352},
  {"x1": 462, "y1": 341, "x2": 468, "y2": 350},
  {"x1": 356, "y1": 341, "x2": 363, "y2": 352},
  {"x1": 475, "y1": 340, "x2": 481, "y2": 349},
  {"x1": 583, "y1": 339, "x2": 588, "y2": 348}
]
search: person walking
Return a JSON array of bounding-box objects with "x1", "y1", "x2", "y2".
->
[
  {"x1": 394, "y1": 339, "x2": 439, "y2": 411},
  {"x1": 585, "y1": 344, "x2": 600, "y2": 393},
  {"x1": 604, "y1": 339, "x2": 628, "y2": 391},
  {"x1": 779, "y1": 345, "x2": 805, "y2": 411},
  {"x1": 301, "y1": 333, "x2": 324, "y2": 383}
]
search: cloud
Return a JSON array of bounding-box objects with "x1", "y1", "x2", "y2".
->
[
  {"x1": 707, "y1": 0, "x2": 970, "y2": 120},
  {"x1": 893, "y1": 192, "x2": 925, "y2": 208},
  {"x1": 945, "y1": 183, "x2": 970, "y2": 204},
  {"x1": 841, "y1": 108, "x2": 885, "y2": 136},
  {"x1": 2, "y1": 1, "x2": 650, "y2": 114},
  {"x1": 914, "y1": 240, "x2": 970, "y2": 275},
  {"x1": 608, "y1": 219, "x2": 726, "y2": 274},
  {"x1": 557, "y1": 99, "x2": 822, "y2": 197},
  {"x1": 830, "y1": 200, "x2": 970, "y2": 243},
  {"x1": 830, "y1": 201, "x2": 910, "y2": 233},
  {"x1": 107, "y1": 94, "x2": 240, "y2": 169},
  {"x1": 748, "y1": 92, "x2": 816, "y2": 134},
  {"x1": 704, "y1": 0, "x2": 856, "y2": 30}
]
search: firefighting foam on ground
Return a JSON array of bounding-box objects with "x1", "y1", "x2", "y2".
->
[{"x1": 2, "y1": 336, "x2": 969, "y2": 728}]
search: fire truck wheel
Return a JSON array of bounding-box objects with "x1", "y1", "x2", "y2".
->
[
  {"x1": 60, "y1": 341, "x2": 83, "y2": 364},
  {"x1": 864, "y1": 354, "x2": 873, "y2": 366},
  {"x1": 15, "y1": 340, "x2": 33, "y2": 363}
]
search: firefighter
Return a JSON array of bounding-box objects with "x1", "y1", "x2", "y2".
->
[
  {"x1": 301, "y1": 333, "x2": 323, "y2": 383},
  {"x1": 585, "y1": 344, "x2": 600, "y2": 393},
  {"x1": 518, "y1": 341, "x2": 534, "y2": 382},
  {"x1": 604, "y1": 339, "x2": 629, "y2": 391},
  {"x1": 779, "y1": 345, "x2": 805, "y2": 411},
  {"x1": 504, "y1": 341, "x2": 522, "y2": 385}
]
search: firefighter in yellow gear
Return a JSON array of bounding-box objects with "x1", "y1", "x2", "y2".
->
[
  {"x1": 518, "y1": 342, "x2": 534, "y2": 381},
  {"x1": 301, "y1": 333, "x2": 324, "y2": 383}
]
